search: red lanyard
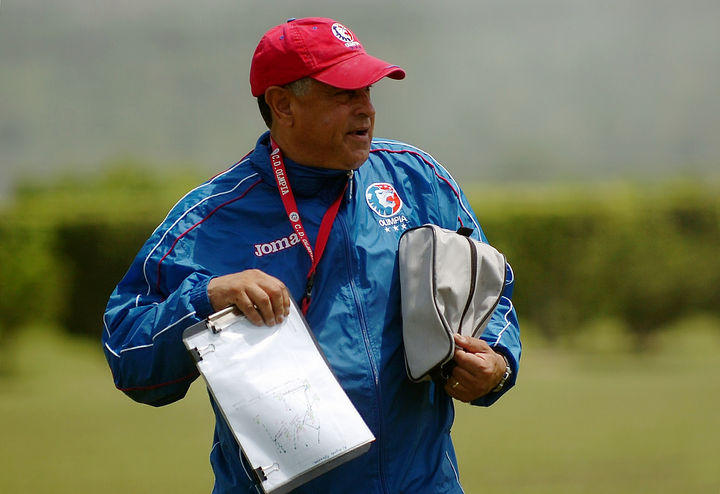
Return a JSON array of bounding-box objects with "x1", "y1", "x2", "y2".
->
[{"x1": 269, "y1": 137, "x2": 348, "y2": 314}]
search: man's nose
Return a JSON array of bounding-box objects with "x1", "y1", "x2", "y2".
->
[{"x1": 355, "y1": 90, "x2": 375, "y2": 118}]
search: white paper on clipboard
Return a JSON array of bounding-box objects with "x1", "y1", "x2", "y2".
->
[{"x1": 182, "y1": 300, "x2": 375, "y2": 494}]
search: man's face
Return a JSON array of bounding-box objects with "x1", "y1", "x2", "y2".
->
[{"x1": 288, "y1": 80, "x2": 375, "y2": 170}]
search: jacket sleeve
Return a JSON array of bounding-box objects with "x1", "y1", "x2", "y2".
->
[
  {"x1": 428, "y1": 155, "x2": 522, "y2": 407},
  {"x1": 102, "y1": 207, "x2": 217, "y2": 407}
]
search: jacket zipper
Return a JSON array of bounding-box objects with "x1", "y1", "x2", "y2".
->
[
  {"x1": 457, "y1": 236, "x2": 477, "y2": 335},
  {"x1": 338, "y1": 213, "x2": 389, "y2": 494},
  {"x1": 347, "y1": 170, "x2": 354, "y2": 202}
]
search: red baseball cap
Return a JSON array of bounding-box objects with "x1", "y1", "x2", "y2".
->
[{"x1": 250, "y1": 17, "x2": 405, "y2": 97}]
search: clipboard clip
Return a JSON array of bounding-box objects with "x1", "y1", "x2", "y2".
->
[
  {"x1": 207, "y1": 306, "x2": 243, "y2": 334},
  {"x1": 190, "y1": 344, "x2": 216, "y2": 362},
  {"x1": 253, "y1": 463, "x2": 280, "y2": 484}
]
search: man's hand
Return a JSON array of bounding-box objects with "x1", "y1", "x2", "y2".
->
[
  {"x1": 207, "y1": 269, "x2": 291, "y2": 326},
  {"x1": 444, "y1": 334, "x2": 507, "y2": 402}
]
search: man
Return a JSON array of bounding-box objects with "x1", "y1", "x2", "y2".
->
[{"x1": 103, "y1": 17, "x2": 520, "y2": 494}]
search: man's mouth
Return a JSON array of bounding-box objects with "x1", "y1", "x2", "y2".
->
[{"x1": 349, "y1": 127, "x2": 370, "y2": 137}]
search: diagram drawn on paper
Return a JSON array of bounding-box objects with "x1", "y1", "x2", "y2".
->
[{"x1": 252, "y1": 379, "x2": 322, "y2": 456}]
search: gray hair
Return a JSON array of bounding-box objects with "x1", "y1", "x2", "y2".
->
[{"x1": 257, "y1": 77, "x2": 313, "y2": 128}]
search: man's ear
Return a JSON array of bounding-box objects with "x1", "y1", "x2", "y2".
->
[{"x1": 264, "y1": 86, "x2": 294, "y2": 127}]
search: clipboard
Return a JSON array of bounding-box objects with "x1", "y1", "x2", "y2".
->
[{"x1": 182, "y1": 299, "x2": 375, "y2": 494}]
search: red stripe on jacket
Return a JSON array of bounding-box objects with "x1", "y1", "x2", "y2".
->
[{"x1": 155, "y1": 178, "x2": 262, "y2": 291}]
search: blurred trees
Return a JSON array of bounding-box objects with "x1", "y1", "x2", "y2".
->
[{"x1": 475, "y1": 182, "x2": 720, "y2": 349}]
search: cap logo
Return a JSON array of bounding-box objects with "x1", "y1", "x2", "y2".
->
[
  {"x1": 331, "y1": 22, "x2": 361, "y2": 48},
  {"x1": 366, "y1": 183, "x2": 403, "y2": 217}
]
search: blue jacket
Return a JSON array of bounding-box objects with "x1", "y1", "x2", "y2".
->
[{"x1": 103, "y1": 132, "x2": 521, "y2": 494}]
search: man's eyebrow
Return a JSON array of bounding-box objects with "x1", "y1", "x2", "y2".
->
[
  {"x1": 334, "y1": 86, "x2": 371, "y2": 95},
  {"x1": 331, "y1": 88, "x2": 353, "y2": 96}
]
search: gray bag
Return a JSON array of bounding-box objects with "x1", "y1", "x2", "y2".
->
[{"x1": 398, "y1": 224, "x2": 507, "y2": 383}]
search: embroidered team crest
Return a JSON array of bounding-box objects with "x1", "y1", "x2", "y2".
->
[
  {"x1": 331, "y1": 23, "x2": 353, "y2": 42},
  {"x1": 365, "y1": 183, "x2": 403, "y2": 218},
  {"x1": 331, "y1": 23, "x2": 361, "y2": 48}
]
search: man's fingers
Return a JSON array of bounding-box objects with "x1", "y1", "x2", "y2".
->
[
  {"x1": 451, "y1": 365, "x2": 476, "y2": 384},
  {"x1": 443, "y1": 377, "x2": 472, "y2": 403},
  {"x1": 453, "y1": 333, "x2": 491, "y2": 353},
  {"x1": 246, "y1": 285, "x2": 276, "y2": 326},
  {"x1": 234, "y1": 291, "x2": 265, "y2": 326},
  {"x1": 255, "y1": 278, "x2": 283, "y2": 322},
  {"x1": 446, "y1": 357, "x2": 497, "y2": 400},
  {"x1": 453, "y1": 337, "x2": 506, "y2": 392},
  {"x1": 281, "y1": 285, "x2": 291, "y2": 317},
  {"x1": 272, "y1": 291, "x2": 286, "y2": 322},
  {"x1": 207, "y1": 270, "x2": 291, "y2": 326},
  {"x1": 453, "y1": 347, "x2": 493, "y2": 376},
  {"x1": 257, "y1": 277, "x2": 289, "y2": 323}
]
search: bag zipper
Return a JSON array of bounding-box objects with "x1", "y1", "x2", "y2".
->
[{"x1": 457, "y1": 236, "x2": 477, "y2": 335}]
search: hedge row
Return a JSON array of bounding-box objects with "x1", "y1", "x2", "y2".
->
[
  {"x1": 0, "y1": 220, "x2": 64, "y2": 340},
  {"x1": 1, "y1": 173, "x2": 718, "y2": 350},
  {"x1": 0, "y1": 166, "x2": 198, "y2": 347},
  {"x1": 475, "y1": 184, "x2": 720, "y2": 346}
]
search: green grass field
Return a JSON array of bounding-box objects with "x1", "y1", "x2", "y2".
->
[{"x1": 1, "y1": 324, "x2": 718, "y2": 493}]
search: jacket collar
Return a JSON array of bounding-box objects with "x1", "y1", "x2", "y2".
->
[{"x1": 249, "y1": 131, "x2": 349, "y2": 199}]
